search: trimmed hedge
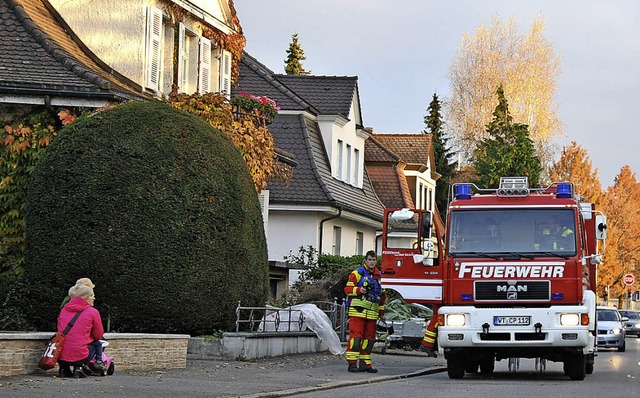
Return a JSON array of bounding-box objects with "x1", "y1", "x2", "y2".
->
[{"x1": 24, "y1": 101, "x2": 268, "y2": 335}]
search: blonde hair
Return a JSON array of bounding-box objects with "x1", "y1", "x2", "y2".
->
[
  {"x1": 75, "y1": 278, "x2": 95, "y2": 289},
  {"x1": 69, "y1": 284, "x2": 94, "y2": 300}
]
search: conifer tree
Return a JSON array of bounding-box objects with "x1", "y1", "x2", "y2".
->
[
  {"x1": 423, "y1": 93, "x2": 456, "y2": 221},
  {"x1": 473, "y1": 85, "x2": 541, "y2": 188},
  {"x1": 284, "y1": 33, "x2": 308, "y2": 75}
]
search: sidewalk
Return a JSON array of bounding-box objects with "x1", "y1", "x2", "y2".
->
[{"x1": 0, "y1": 349, "x2": 446, "y2": 398}]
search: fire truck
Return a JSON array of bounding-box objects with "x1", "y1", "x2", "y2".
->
[{"x1": 380, "y1": 177, "x2": 607, "y2": 380}]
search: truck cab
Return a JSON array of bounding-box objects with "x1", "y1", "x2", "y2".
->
[{"x1": 380, "y1": 177, "x2": 607, "y2": 381}]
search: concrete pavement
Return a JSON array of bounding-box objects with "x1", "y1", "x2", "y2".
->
[{"x1": 0, "y1": 349, "x2": 446, "y2": 398}]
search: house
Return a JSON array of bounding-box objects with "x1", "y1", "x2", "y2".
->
[
  {"x1": 0, "y1": 0, "x2": 146, "y2": 112},
  {"x1": 365, "y1": 133, "x2": 440, "y2": 212},
  {"x1": 47, "y1": 0, "x2": 241, "y2": 98},
  {"x1": 233, "y1": 53, "x2": 386, "y2": 295}
]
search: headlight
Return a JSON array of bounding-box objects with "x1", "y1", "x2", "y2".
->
[
  {"x1": 446, "y1": 314, "x2": 466, "y2": 327},
  {"x1": 610, "y1": 328, "x2": 622, "y2": 334},
  {"x1": 634, "y1": 323, "x2": 640, "y2": 328},
  {"x1": 560, "y1": 313, "x2": 580, "y2": 326}
]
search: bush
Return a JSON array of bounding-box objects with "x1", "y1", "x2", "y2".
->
[
  {"x1": 282, "y1": 246, "x2": 370, "y2": 305},
  {"x1": 23, "y1": 101, "x2": 268, "y2": 334}
]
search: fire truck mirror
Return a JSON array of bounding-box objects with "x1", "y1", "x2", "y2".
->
[
  {"x1": 595, "y1": 214, "x2": 607, "y2": 240},
  {"x1": 390, "y1": 208, "x2": 415, "y2": 221}
]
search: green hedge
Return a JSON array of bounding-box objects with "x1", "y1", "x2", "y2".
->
[{"x1": 23, "y1": 101, "x2": 268, "y2": 334}]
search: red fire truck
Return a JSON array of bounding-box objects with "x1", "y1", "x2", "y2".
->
[{"x1": 380, "y1": 177, "x2": 607, "y2": 380}]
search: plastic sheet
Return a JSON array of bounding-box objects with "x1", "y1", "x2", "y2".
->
[{"x1": 258, "y1": 304, "x2": 345, "y2": 355}]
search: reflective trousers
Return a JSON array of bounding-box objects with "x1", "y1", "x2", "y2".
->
[{"x1": 345, "y1": 316, "x2": 377, "y2": 365}]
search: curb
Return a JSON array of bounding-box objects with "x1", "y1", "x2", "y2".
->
[{"x1": 239, "y1": 364, "x2": 447, "y2": 398}]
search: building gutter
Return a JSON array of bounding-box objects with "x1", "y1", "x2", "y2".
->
[{"x1": 318, "y1": 205, "x2": 342, "y2": 254}]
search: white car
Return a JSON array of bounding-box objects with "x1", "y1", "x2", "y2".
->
[{"x1": 596, "y1": 306, "x2": 626, "y2": 351}]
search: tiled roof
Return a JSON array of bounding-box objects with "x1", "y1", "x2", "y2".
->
[
  {"x1": 233, "y1": 52, "x2": 312, "y2": 112},
  {"x1": 366, "y1": 166, "x2": 414, "y2": 209},
  {"x1": 364, "y1": 136, "x2": 414, "y2": 209},
  {"x1": 275, "y1": 74, "x2": 358, "y2": 119},
  {"x1": 372, "y1": 133, "x2": 432, "y2": 166},
  {"x1": 0, "y1": 0, "x2": 145, "y2": 101},
  {"x1": 236, "y1": 53, "x2": 384, "y2": 221}
]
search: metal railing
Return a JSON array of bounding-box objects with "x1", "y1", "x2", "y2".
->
[{"x1": 234, "y1": 299, "x2": 349, "y2": 341}]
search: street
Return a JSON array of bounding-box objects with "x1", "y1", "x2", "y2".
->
[{"x1": 295, "y1": 337, "x2": 640, "y2": 398}]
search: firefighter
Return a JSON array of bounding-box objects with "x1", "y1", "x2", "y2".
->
[
  {"x1": 419, "y1": 305, "x2": 439, "y2": 358},
  {"x1": 344, "y1": 250, "x2": 386, "y2": 373}
]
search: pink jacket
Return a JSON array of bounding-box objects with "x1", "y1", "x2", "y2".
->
[{"x1": 57, "y1": 297, "x2": 104, "y2": 363}]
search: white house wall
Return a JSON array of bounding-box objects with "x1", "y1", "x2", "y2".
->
[
  {"x1": 404, "y1": 169, "x2": 437, "y2": 210},
  {"x1": 48, "y1": 0, "x2": 147, "y2": 86},
  {"x1": 318, "y1": 101, "x2": 365, "y2": 187},
  {"x1": 319, "y1": 217, "x2": 378, "y2": 257},
  {"x1": 267, "y1": 211, "x2": 319, "y2": 261},
  {"x1": 267, "y1": 211, "x2": 379, "y2": 261}
]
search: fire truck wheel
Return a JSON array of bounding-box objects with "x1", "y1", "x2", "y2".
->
[
  {"x1": 566, "y1": 354, "x2": 586, "y2": 381},
  {"x1": 464, "y1": 362, "x2": 479, "y2": 373},
  {"x1": 447, "y1": 358, "x2": 465, "y2": 379},
  {"x1": 479, "y1": 358, "x2": 495, "y2": 374}
]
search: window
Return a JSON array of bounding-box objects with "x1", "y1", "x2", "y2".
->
[
  {"x1": 428, "y1": 189, "x2": 433, "y2": 211},
  {"x1": 177, "y1": 23, "x2": 198, "y2": 94},
  {"x1": 356, "y1": 231, "x2": 364, "y2": 255},
  {"x1": 337, "y1": 140, "x2": 343, "y2": 180},
  {"x1": 219, "y1": 49, "x2": 231, "y2": 98},
  {"x1": 418, "y1": 183, "x2": 423, "y2": 209},
  {"x1": 353, "y1": 149, "x2": 360, "y2": 186},
  {"x1": 332, "y1": 226, "x2": 342, "y2": 255},
  {"x1": 145, "y1": 7, "x2": 163, "y2": 90},
  {"x1": 198, "y1": 37, "x2": 211, "y2": 94},
  {"x1": 346, "y1": 144, "x2": 352, "y2": 183}
]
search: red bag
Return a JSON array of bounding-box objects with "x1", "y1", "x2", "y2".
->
[
  {"x1": 37, "y1": 310, "x2": 84, "y2": 370},
  {"x1": 38, "y1": 333, "x2": 65, "y2": 370}
]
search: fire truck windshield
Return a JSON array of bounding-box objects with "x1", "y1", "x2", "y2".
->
[{"x1": 448, "y1": 209, "x2": 577, "y2": 257}]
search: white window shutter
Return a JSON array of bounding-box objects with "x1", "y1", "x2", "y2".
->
[
  {"x1": 198, "y1": 37, "x2": 211, "y2": 94},
  {"x1": 258, "y1": 190, "x2": 269, "y2": 238},
  {"x1": 219, "y1": 49, "x2": 231, "y2": 99},
  {"x1": 177, "y1": 22, "x2": 187, "y2": 93},
  {"x1": 145, "y1": 6, "x2": 162, "y2": 90}
]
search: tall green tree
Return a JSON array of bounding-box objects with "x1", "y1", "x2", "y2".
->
[
  {"x1": 473, "y1": 85, "x2": 541, "y2": 188},
  {"x1": 423, "y1": 93, "x2": 456, "y2": 221},
  {"x1": 284, "y1": 33, "x2": 308, "y2": 75}
]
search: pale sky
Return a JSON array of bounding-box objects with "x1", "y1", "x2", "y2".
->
[{"x1": 234, "y1": 0, "x2": 640, "y2": 188}]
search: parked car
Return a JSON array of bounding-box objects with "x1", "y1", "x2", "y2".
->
[
  {"x1": 618, "y1": 310, "x2": 640, "y2": 337},
  {"x1": 596, "y1": 306, "x2": 626, "y2": 351}
]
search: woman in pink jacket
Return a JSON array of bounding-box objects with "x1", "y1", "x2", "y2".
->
[{"x1": 57, "y1": 284, "x2": 105, "y2": 376}]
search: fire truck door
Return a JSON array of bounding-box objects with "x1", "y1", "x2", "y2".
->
[{"x1": 380, "y1": 209, "x2": 444, "y2": 305}]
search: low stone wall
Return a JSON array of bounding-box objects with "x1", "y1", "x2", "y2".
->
[
  {"x1": 188, "y1": 332, "x2": 329, "y2": 360},
  {"x1": 0, "y1": 332, "x2": 190, "y2": 377}
]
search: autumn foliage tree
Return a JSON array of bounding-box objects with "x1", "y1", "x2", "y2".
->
[
  {"x1": 549, "y1": 141, "x2": 603, "y2": 205},
  {"x1": 599, "y1": 166, "x2": 640, "y2": 301},
  {"x1": 448, "y1": 14, "x2": 562, "y2": 170}
]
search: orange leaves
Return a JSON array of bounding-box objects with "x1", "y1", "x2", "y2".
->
[
  {"x1": 166, "y1": 92, "x2": 276, "y2": 191},
  {"x1": 57, "y1": 109, "x2": 77, "y2": 125}
]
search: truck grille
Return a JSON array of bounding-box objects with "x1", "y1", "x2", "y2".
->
[{"x1": 475, "y1": 281, "x2": 550, "y2": 301}]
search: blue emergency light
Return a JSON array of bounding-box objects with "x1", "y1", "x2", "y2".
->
[
  {"x1": 551, "y1": 293, "x2": 564, "y2": 300},
  {"x1": 556, "y1": 183, "x2": 573, "y2": 198},
  {"x1": 455, "y1": 184, "x2": 472, "y2": 200}
]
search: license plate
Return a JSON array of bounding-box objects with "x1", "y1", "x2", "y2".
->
[{"x1": 493, "y1": 316, "x2": 531, "y2": 326}]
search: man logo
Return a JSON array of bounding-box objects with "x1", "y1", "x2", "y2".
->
[{"x1": 496, "y1": 284, "x2": 528, "y2": 292}]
